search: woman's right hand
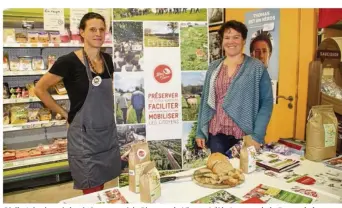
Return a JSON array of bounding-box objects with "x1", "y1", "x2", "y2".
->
[{"x1": 196, "y1": 138, "x2": 206, "y2": 149}]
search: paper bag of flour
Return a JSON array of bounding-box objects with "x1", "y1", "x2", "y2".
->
[
  {"x1": 129, "y1": 141, "x2": 150, "y2": 193},
  {"x1": 240, "y1": 136, "x2": 257, "y2": 174},
  {"x1": 306, "y1": 105, "x2": 338, "y2": 161},
  {"x1": 139, "y1": 161, "x2": 161, "y2": 203}
]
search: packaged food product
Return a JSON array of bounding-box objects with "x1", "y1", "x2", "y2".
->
[
  {"x1": 3, "y1": 55, "x2": 9, "y2": 71},
  {"x1": 60, "y1": 29, "x2": 71, "y2": 43},
  {"x1": 3, "y1": 28, "x2": 16, "y2": 43},
  {"x1": 240, "y1": 136, "x2": 257, "y2": 174},
  {"x1": 129, "y1": 142, "x2": 151, "y2": 193},
  {"x1": 3, "y1": 83, "x2": 10, "y2": 99},
  {"x1": 71, "y1": 30, "x2": 81, "y2": 43},
  {"x1": 49, "y1": 32, "x2": 61, "y2": 43},
  {"x1": 139, "y1": 161, "x2": 161, "y2": 203},
  {"x1": 27, "y1": 31, "x2": 39, "y2": 43},
  {"x1": 19, "y1": 56, "x2": 33, "y2": 71},
  {"x1": 3, "y1": 150, "x2": 16, "y2": 161},
  {"x1": 28, "y1": 149, "x2": 41, "y2": 157},
  {"x1": 32, "y1": 56, "x2": 45, "y2": 70},
  {"x1": 22, "y1": 88, "x2": 29, "y2": 98},
  {"x1": 306, "y1": 105, "x2": 338, "y2": 161},
  {"x1": 15, "y1": 31, "x2": 27, "y2": 43},
  {"x1": 10, "y1": 93, "x2": 17, "y2": 99},
  {"x1": 38, "y1": 32, "x2": 49, "y2": 43},
  {"x1": 10, "y1": 105, "x2": 28, "y2": 124},
  {"x1": 28, "y1": 108, "x2": 40, "y2": 122},
  {"x1": 47, "y1": 55, "x2": 56, "y2": 70},
  {"x1": 54, "y1": 82, "x2": 67, "y2": 95},
  {"x1": 39, "y1": 108, "x2": 52, "y2": 121},
  {"x1": 10, "y1": 59, "x2": 20, "y2": 71},
  {"x1": 26, "y1": 83, "x2": 36, "y2": 97},
  {"x1": 3, "y1": 105, "x2": 10, "y2": 125},
  {"x1": 16, "y1": 150, "x2": 30, "y2": 159}
]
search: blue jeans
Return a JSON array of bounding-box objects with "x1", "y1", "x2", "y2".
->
[{"x1": 208, "y1": 133, "x2": 241, "y2": 155}]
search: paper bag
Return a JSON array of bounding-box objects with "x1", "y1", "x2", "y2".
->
[
  {"x1": 129, "y1": 141, "x2": 151, "y2": 193},
  {"x1": 306, "y1": 105, "x2": 338, "y2": 161},
  {"x1": 240, "y1": 136, "x2": 257, "y2": 174},
  {"x1": 139, "y1": 161, "x2": 161, "y2": 203}
]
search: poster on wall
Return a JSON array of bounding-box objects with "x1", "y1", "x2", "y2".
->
[
  {"x1": 180, "y1": 22, "x2": 208, "y2": 71},
  {"x1": 209, "y1": 30, "x2": 223, "y2": 62},
  {"x1": 182, "y1": 121, "x2": 210, "y2": 170},
  {"x1": 113, "y1": 8, "x2": 208, "y2": 171},
  {"x1": 70, "y1": 8, "x2": 89, "y2": 31},
  {"x1": 245, "y1": 9, "x2": 280, "y2": 104},
  {"x1": 208, "y1": 8, "x2": 225, "y2": 26},
  {"x1": 113, "y1": 8, "x2": 207, "y2": 21},
  {"x1": 43, "y1": 8, "x2": 65, "y2": 31},
  {"x1": 113, "y1": 21, "x2": 144, "y2": 72}
]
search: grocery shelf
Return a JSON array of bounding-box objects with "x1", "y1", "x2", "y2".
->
[
  {"x1": 3, "y1": 94, "x2": 69, "y2": 104},
  {"x1": 4, "y1": 152, "x2": 68, "y2": 170},
  {"x1": 3, "y1": 120, "x2": 67, "y2": 132},
  {"x1": 3, "y1": 161, "x2": 70, "y2": 187},
  {"x1": 3, "y1": 70, "x2": 48, "y2": 76},
  {"x1": 3, "y1": 42, "x2": 113, "y2": 48}
]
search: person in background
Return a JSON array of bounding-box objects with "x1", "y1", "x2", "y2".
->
[
  {"x1": 34, "y1": 12, "x2": 121, "y2": 194},
  {"x1": 195, "y1": 20, "x2": 273, "y2": 155},
  {"x1": 250, "y1": 32, "x2": 273, "y2": 69},
  {"x1": 121, "y1": 53, "x2": 137, "y2": 72},
  {"x1": 117, "y1": 92, "x2": 128, "y2": 124},
  {"x1": 131, "y1": 87, "x2": 145, "y2": 123}
]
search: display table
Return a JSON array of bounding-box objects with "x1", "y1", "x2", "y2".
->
[{"x1": 60, "y1": 155, "x2": 342, "y2": 204}]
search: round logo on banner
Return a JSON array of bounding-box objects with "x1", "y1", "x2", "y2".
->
[{"x1": 154, "y1": 64, "x2": 172, "y2": 83}]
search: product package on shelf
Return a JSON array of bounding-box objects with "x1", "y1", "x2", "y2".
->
[
  {"x1": 15, "y1": 29, "x2": 27, "y2": 43},
  {"x1": 47, "y1": 55, "x2": 57, "y2": 70},
  {"x1": 10, "y1": 104, "x2": 29, "y2": 124},
  {"x1": 49, "y1": 32, "x2": 61, "y2": 44},
  {"x1": 38, "y1": 32, "x2": 49, "y2": 43},
  {"x1": 54, "y1": 81, "x2": 67, "y2": 95},
  {"x1": 27, "y1": 31, "x2": 39, "y2": 43},
  {"x1": 3, "y1": 150, "x2": 16, "y2": 161},
  {"x1": 3, "y1": 54, "x2": 10, "y2": 71},
  {"x1": 3, "y1": 28, "x2": 16, "y2": 43},
  {"x1": 32, "y1": 56, "x2": 45, "y2": 70},
  {"x1": 19, "y1": 56, "x2": 33, "y2": 71}
]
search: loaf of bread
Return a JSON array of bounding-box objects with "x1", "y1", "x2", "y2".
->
[{"x1": 207, "y1": 152, "x2": 234, "y2": 175}]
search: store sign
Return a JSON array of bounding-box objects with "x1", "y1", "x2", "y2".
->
[
  {"x1": 44, "y1": 8, "x2": 65, "y2": 31},
  {"x1": 317, "y1": 50, "x2": 341, "y2": 60}
]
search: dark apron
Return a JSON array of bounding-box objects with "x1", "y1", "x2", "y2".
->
[{"x1": 67, "y1": 50, "x2": 121, "y2": 189}]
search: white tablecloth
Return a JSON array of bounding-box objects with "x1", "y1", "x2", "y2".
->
[{"x1": 60, "y1": 155, "x2": 342, "y2": 204}]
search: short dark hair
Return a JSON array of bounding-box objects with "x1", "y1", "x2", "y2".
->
[
  {"x1": 218, "y1": 20, "x2": 248, "y2": 41},
  {"x1": 250, "y1": 33, "x2": 273, "y2": 54},
  {"x1": 135, "y1": 87, "x2": 139, "y2": 91},
  {"x1": 79, "y1": 12, "x2": 106, "y2": 31}
]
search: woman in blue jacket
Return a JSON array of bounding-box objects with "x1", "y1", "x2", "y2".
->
[{"x1": 195, "y1": 20, "x2": 273, "y2": 155}]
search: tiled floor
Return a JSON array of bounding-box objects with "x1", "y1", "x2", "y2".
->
[{"x1": 3, "y1": 178, "x2": 118, "y2": 203}]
